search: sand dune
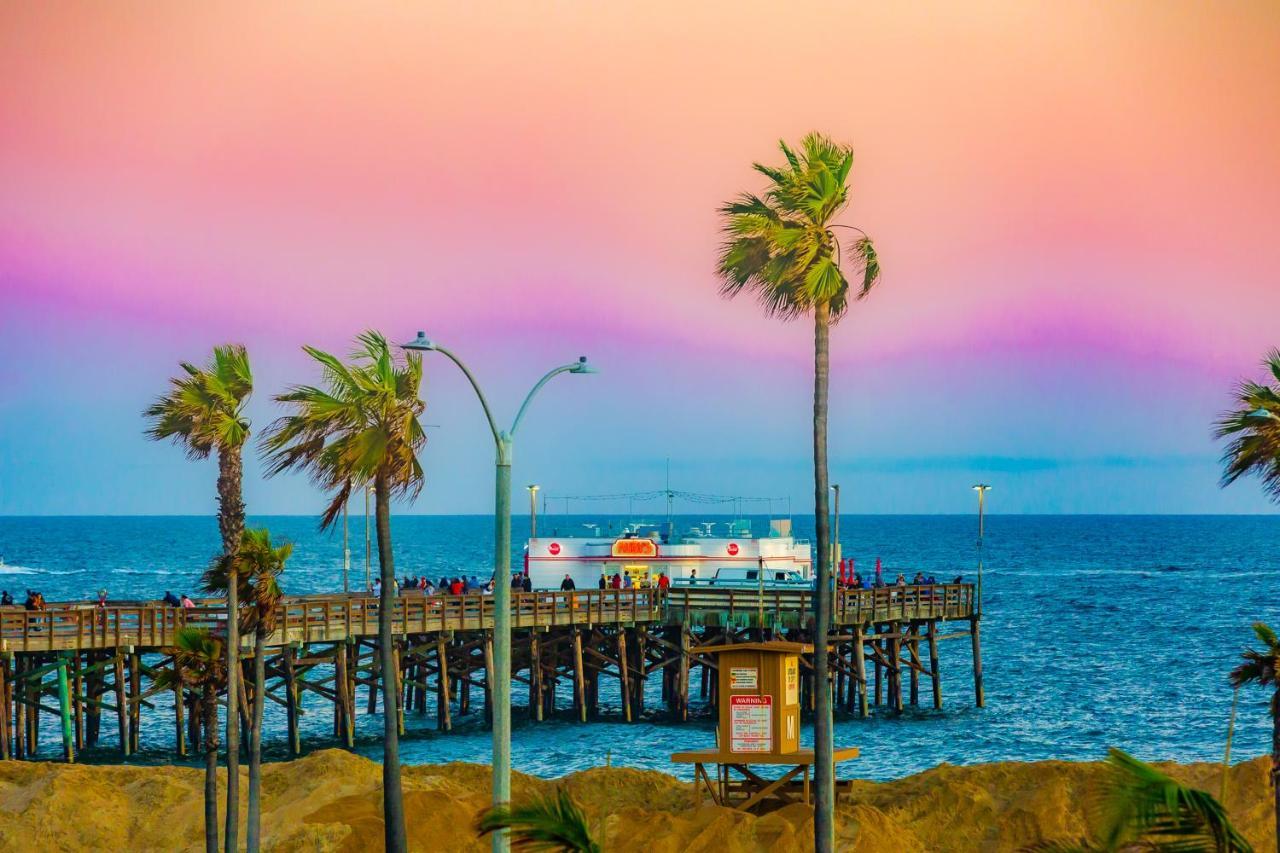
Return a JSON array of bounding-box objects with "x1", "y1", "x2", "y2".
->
[{"x1": 0, "y1": 750, "x2": 1272, "y2": 851}]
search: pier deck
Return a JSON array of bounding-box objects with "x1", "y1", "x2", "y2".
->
[{"x1": 0, "y1": 584, "x2": 981, "y2": 762}]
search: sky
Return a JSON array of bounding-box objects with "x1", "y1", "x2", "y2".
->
[{"x1": 2, "y1": 2, "x2": 1279, "y2": 516}]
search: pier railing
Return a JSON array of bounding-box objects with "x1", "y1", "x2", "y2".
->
[
  {"x1": 0, "y1": 589, "x2": 664, "y2": 652},
  {"x1": 664, "y1": 583, "x2": 974, "y2": 628},
  {"x1": 0, "y1": 585, "x2": 972, "y2": 652}
]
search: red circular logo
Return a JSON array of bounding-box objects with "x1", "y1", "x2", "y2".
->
[
  {"x1": 727, "y1": 543, "x2": 739, "y2": 556},
  {"x1": 549, "y1": 542, "x2": 561, "y2": 556}
]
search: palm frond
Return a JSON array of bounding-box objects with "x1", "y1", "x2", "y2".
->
[
  {"x1": 476, "y1": 790, "x2": 600, "y2": 853},
  {"x1": 1215, "y1": 352, "x2": 1280, "y2": 503},
  {"x1": 260, "y1": 331, "x2": 426, "y2": 530},
  {"x1": 144, "y1": 345, "x2": 253, "y2": 456},
  {"x1": 1100, "y1": 749, "x2": 1252, "y2": 853},
  {"x1": 716, "y1": 133, "x2": 879, "y2": 324}
]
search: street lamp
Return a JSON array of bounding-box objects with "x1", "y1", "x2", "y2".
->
[
  {"x1": 972, "y1": 484, "x2": 991, "y2": 614},
  {"x1": 527, "y1": 485, "x2": 540, "y2": 540},
  {"x1": 401, "y1": 331, "x2": 594, "y2": 853}
]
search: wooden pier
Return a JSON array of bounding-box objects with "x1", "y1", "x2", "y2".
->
[{"x1": 0, "y1": 584, "x2": 980, "y2": 762}]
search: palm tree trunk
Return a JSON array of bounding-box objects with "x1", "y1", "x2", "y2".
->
[
  {"x1": 812, "y1": 300, "x2": 835, "y2": 853},
  {"x1": 203, "y1": 687, "x2": 220, "y2": 853},
  {"x1": 246, "y1": 626, "x2": 266, "y2": 853},
  {"x1": 1272, "y1": 688, "x2": 1279, "y2": 853},
  {"x1": 217, "y1": 446, "x2": 243, "y2": 853},
  {"x1": 375, "y1": 470, "x2": 407, "y2": 853}
]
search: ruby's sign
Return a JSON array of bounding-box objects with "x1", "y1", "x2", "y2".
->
[
  {"x1": 548, "y1": 542, "x2": 561, "y2": 556},
  {"x1": 612, "y1": 538, "x2": 657, "y2": 558},
  {"x1": 727, "y1": 542, "x2": 739, "y2": 556}
]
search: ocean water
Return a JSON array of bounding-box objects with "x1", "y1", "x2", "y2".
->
[{"x1": 0, "y1": 514, "x2": 1275, "y2": 781}]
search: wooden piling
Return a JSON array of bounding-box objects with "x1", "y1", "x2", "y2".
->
[
  {"x1": 435, "y1": 636, "x2": 452, "y2": 732},
  {"x1": 572, "y1": 629, "x2": 586, "y2": 723},
  {"x1": 57, "y1": 653, "x2": 74, "y2": 762},
  {"x1": 113, "y1": 654, "x2": 129, "y2": 756},
  {"x1": 971, "y1": 616, "x2": 985, "y2": 707},
  {"x1": 927, "y1": 620, "x2": 942, "y2": 709},
  {"x1": 853, "y1": 627, "x2": 868, "y2": 718},
  {"x1": 127, "y1": 651, "x2": 141, "y2": 754},
  {"x1": 617, "y1": 630, "x2": 631, "y2": 722}
]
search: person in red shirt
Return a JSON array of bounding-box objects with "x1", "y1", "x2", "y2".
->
[
  {"x1": 610, "y1": 572, "x2": 622, "y2": 590},
  {"x1": 657, "y1": 572, "x2": 671, "y2": 591},
  {"x1": 450, "y1": 578, "x2": 464, "y2": 595}
]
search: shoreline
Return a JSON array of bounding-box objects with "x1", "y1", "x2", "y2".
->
[{"x1": 1, "y1": 750, "x2": 1273, "y2": 851}]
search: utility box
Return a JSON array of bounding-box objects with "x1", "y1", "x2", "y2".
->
[{"x1": 709, "y1": 641, "x2": 808, "y2": 756}]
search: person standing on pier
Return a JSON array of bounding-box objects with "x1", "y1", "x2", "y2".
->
[
  {"x1": 521, "y1": 574, "x2": 532, "y2": 593},
  {"x1": 560, "y1": 574, "x2": 576, "y2": 591}
]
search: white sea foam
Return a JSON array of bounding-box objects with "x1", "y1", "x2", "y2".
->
[{"x1": 0, "y1": 564, "x2": 37, "y2": 575}]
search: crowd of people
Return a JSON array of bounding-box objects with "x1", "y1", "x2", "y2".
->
[{"x1": 840, "y1": 569, "x2": 961, "y2": 590}]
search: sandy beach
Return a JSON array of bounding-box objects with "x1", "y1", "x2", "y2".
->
[{"x1": 0, "y1": 750, "x2": 1273, "y2": 852}]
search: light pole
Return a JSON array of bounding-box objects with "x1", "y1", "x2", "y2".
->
[
  {"x1": 401, "y1": 331, "x2": 594, "y2": 853},
  {"x1": 972, "y1": 484, "x2": 991, "y2": 613},
  {"x1": 527, "y1": 484, "x2": 540, "y2": 540},
  {"x1": 830, "y1": 484, "x2": 841, "y2": 605}
]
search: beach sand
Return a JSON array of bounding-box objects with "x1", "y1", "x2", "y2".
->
[{"x1": 0, "y1": 750, "x2": 1272, "y2": 851}]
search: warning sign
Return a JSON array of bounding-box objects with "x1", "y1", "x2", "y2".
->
[
  {"x1": 729, "y1": 667, "x2": 758, "y2": 690},
  {"x1": 784, "y1": 657, "x2": 799, "y2": 705},
  {"x1": 729, "y1": 695, "x2": 772, "y2": 753}
]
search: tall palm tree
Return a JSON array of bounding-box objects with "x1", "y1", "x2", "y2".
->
[
  {"x1": 716, "y1": 132, "x2": 880, "y2": 853},
  {"x1": 156, "y1": 628, "x2": 230, "y2": 853},
  {"x1": 1229, "y1": 623, "x2": 1280, "y2": 853},
  {"x1": 204, "y1": 528, "x2": 289, "y2": 853},
  {"x1": 260, "y1": 331, "x2": 426, "y2": 853},
  {"x1": 1215, "y1": 348, "x2": 1280, "y2": 503},
  {"x1": 1028, "y1": 747, "x2": 1252, "y2": 852},
  {"x1": 477, "y1": 789, "x2": 600, "y2": 853},
  {"x1": 144, "y1": 344, "x2": 253, "y2": 853}
]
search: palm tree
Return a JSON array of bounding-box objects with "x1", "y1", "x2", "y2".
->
[
  {"x1": 144, "y1": 344, "x2": 252, "y2": 853},
  {"x1": 1229, "y1": 623, "x2": 1280, "y2": 852},
  {"x1": 1215, "y1": 348, "x2": 1280, "y2": 503},
  {"x1": 156, "y1": 628, "x2": 230, "y2": 853},
  {"x1": 477, "y1": 789, "x2": 600, "y2": 853},
  {"x1": 716, "y1": 132, "x2": 880, "y2": 853},
  {"x1": 1028, "y1": 748, "x2": 1252, "y2": 852},
  {"x1": 260, "y1": 331, "x2": 426, "y2": 853},
  {"x1": 204, "y1": 528, "x2": 289, "y2": 853}
]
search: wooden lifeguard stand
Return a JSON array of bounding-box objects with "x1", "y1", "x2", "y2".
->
[{"x1": 670, "y1": 641, "x2": 859, "y2": 812}]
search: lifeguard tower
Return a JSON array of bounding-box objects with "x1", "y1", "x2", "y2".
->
[{"x1": 670, "y1": 641, "x2": 859, "y2": 812}]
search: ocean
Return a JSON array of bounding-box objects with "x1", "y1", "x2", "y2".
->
[{"x1": 0, "y1": 513, "x2": 1275, "y2": 780}]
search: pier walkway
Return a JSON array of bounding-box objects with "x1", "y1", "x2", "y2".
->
[{"x1": 0, "y1": 584, "x2": 980, "y2": 762}]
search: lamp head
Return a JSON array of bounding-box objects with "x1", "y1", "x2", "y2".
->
[
  {"x1": 527, "y1": 484, "x2": 540, "y2": 493},
  {"x1": 401, "y1": 331, "x2": 437, "y2": 352},
  {"x1": 569, "y1": 356, "x2": 597, "y2": 374},
  {"x1": 972, "y1": 483, "x2": 991, "y2": 492}
]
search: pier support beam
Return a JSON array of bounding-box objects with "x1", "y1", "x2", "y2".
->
[
  {"x1": 971, "y1": 617, "x2": 985, "y2": 708},
  {"x1": 928, "y1": 621, "x2": 942, "y2": 710},
  {"x1": 114, "y1": 654, "x2": 129, "y2": 757},
  {"x1": 57, "y1": 653, "x2": 74, "y2": 762},
  {"x1": 853, "y1": 627, "x2": 868, "y2": 718}
]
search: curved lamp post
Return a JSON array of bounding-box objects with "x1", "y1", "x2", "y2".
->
[
  {"x1": 972, "y1": 483, "x2": 991, "y2": 613},
  {"x1": 401, "y1": 331, "x2": 594, "y2": 853}
]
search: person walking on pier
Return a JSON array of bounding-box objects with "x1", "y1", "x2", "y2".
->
[
  {"x1": 560, "y1": 574, "x2": 576, "y2": 591},
  {"x1": 1, "y1": 590, "x2": 13, "y2": 606},
  {"x1": 181, "y1": 593, "x2": 195, "y2": 608},
  {"x1": 598, "y1": 574, "x2": 607, "y2": 590},
  {"x1": 163, "y1": 590, "x2": 181, "y2": 607},
  {"x1": 521, "y1": 574, "x2": 532, "y2": 593},
  {"x1": 657, "y1": 571, "x2": 670, "y2": 592}
]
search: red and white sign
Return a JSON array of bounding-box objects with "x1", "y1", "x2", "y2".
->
[
  {"x1": 727, "y1": 542, "x2": 739, "y2": 556},
  {"x1": 548, "y1": 542, "x2": 561, "y2": 556},
  {"x1": 729, "y1": 695, "x2": 772, "y2": 753}
]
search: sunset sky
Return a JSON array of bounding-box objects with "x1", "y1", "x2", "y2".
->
[{"x1": 2, "y1": 2, "x2": 1279, "y2": 515}]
